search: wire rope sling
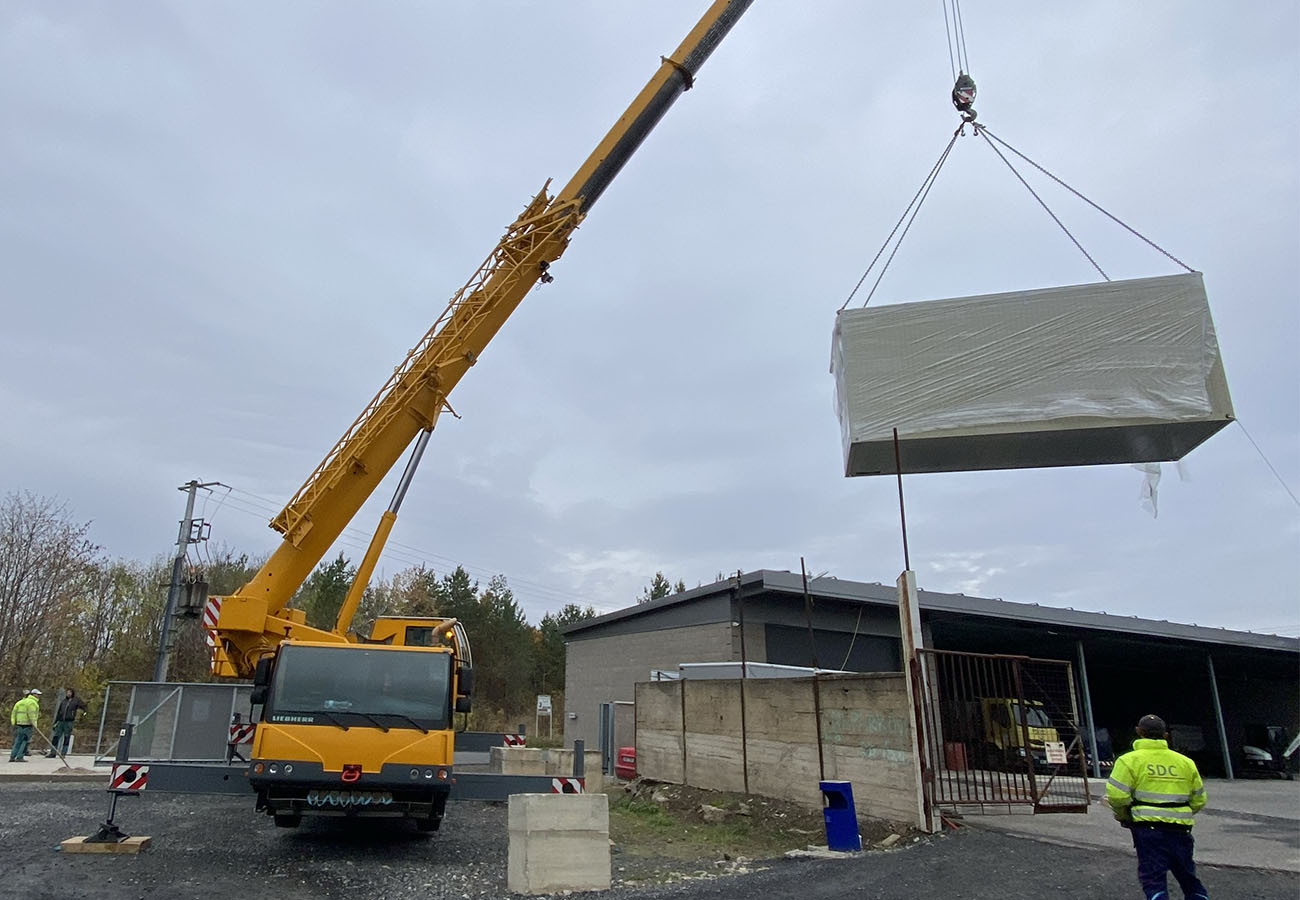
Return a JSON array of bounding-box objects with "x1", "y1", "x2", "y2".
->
[{"x1": 829, "y1": 0, "x2": 1235, "y2": 482}]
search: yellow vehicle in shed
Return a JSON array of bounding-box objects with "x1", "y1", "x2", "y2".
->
[{"x1": 979, "y1": 697, "x2": 1060, "y2": 771}]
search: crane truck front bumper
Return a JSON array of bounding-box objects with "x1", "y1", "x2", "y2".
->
[{"x1": 249, "y1": 759, "x2": 452, "y2": 821}]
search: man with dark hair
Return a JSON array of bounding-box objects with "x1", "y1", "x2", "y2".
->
[
  {"x1": 46, "y1": 688, "x2": 88, "y2": 758},
  {"x1": 1106, "y1": 714, "x2": 1209, "y2": 899}
]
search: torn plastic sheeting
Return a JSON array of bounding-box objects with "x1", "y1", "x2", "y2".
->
[{"x1": 830, "y1": 272, "x2": 1234, "y2": 476}]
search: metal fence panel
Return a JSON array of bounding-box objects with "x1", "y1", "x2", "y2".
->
[
  {"x1": 913, "y1": 650, "x2": 1089, "y2": 814},
  {"x1": 95, "y1": 682, "x2": 251, "y2": 763}
]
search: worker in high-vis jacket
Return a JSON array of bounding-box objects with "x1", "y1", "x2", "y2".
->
[
  {"x1": 1106, "y1": 714, "x2": 1209, "y2": 900},
  {"x1": 8, "y1": 689, "x2": 41, "y2": 762}
]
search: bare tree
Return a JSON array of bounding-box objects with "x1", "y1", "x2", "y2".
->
[{"x1": 0, "y1": 492, "x2": 103, "y2": 695}]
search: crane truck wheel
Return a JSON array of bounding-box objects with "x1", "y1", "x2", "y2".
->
[{"x1": 273, "y1": 813, "x2": 302, "y2": 829}]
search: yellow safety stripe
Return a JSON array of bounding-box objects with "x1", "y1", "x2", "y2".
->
[
  {"x1": 1133, "y1": 789, "x2": 1192, "y2": 803},
  {"x1": 1133, "y1": 806, "x2": 1193, "y2": 820}
]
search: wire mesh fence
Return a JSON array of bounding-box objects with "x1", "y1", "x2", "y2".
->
[
  {"x1": 913, "y1": 649, "x2": 1090, "y2": 814},
  {"x1": 94, "y1": 681, "x2": 252, "y2": 763}
]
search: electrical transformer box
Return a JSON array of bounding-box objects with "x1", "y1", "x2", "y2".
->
[{"x1": 830, "y1": 272, "x2": 1234, "y2": 476}]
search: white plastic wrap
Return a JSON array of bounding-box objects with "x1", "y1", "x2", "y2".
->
[{"x1": 831, "y1": 273, "x2": 1234, "y2": 476}]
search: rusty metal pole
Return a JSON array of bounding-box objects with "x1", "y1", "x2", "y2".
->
[
  {"x1": 893, "y1": 428, "x2": 911, "y2": 571},
  {"x1": 735, "y1": 570, "x2": 750, "y2": 794},
  {"x1": 801, "y1": 558, "x2": 826, "y2": 782}
]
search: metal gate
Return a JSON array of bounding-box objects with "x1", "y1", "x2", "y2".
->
[{"x1": 912, "y1": 650, "x2": 1090, "y2": 814}]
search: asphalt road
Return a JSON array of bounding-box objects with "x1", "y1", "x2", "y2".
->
[{"x1": 0, "y1": 783, "x2": 1294, "y2": 900}]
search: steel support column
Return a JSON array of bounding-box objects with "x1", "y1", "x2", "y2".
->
[
  {"x1": 1076, "y1": 641, "x2": 1101, "y2": 779},
  {"x1": 1207, "y1": 653, "x2": 1234, "y2": 781}
]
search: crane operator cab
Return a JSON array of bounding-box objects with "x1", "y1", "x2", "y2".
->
[{"x1": 246, "y1": 617, "x2": 472, "y2": 830}]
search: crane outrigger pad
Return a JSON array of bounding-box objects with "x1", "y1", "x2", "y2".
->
[{"x1": 831, "y1": 272, "x2": 1234, "y2": 476}]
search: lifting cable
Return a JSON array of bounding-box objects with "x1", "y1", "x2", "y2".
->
[
  {"x1": 973, "y1": 125, "x2": 1196, "y2": 276},
  {"x1": 837, "y1": 124, "x2": 964, "y2": 312},
  {"x1": 838, "y1": 0, "x2": 976, "y2": 312},
  {"x1": 840, "y1": 0, "x2": 1195, "y2": 312},
  {"x1": 942, "y1": 0, "x2": 972, "y2": 85}
]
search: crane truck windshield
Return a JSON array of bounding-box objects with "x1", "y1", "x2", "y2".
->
[{"x1": 264, "y1": 645, "x2": 452, "y2": 731}]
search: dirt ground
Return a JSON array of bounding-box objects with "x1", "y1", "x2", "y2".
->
[
  {"x1": 607, "y1": 777, "x2": 918, "y2": 884},
  {"x1": 0, "y1": 780, "x2": 1293, "y2": 899}
]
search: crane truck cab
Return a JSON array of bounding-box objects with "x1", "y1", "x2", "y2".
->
[{"x1": 247, "y1": 617, "x2": 472, "y2": 830}]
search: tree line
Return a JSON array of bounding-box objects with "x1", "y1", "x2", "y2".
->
[{"x1": 0, "y1": 492, "x2": 594, "y2": 730}]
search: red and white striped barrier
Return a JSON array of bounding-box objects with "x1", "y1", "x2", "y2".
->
[
  {"x1": 109, "y1": 763, "x2": 149, "y2": 792},
  {"x1": 550, "y1": 777, "x2": 584, "y2": 794},
  {"x1": 203, "y1": 596, "x2": 222, "y2": 649},
  {"x1": 502, "y1": 734, "x2": 526, "y2": 747},
  {"x1": 229, "y1": 722, "x2": 255, "y2": 745}
]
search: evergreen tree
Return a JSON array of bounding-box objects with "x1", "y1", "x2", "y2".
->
[
  {"x1": 474, "y1": 575, "x2": 534, "y2": 715},
  {"x1": 638, "y1": 571, "x2": 675, "y2": 604},
  {"x1": 294, "y1": 552, "x2": 356, "y2": 631},
  {"x1": 535, "y1": 603, "x2": 596, "y2": 694}
]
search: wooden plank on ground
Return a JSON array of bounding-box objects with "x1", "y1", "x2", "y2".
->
[{"x1": 61, "y1": 836, "x2": 152, "y2": 854}]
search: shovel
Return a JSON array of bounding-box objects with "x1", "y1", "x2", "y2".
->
[{"x1": 31, "y1": 723, "x2": 72, "y2": 770}]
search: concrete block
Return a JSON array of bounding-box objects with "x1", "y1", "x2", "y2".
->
[
  {"x1": 508, "y1": 793, "x2": 610, "y2": 894},
  {"x1": 491, "y1": 746, "x2": 548, "y2": 775}
]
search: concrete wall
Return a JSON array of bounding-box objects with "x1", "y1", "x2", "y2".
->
[
  {"x1": 635, "y1": 673, "x2": 924, "y2": 828},
  {"x1": 564, "y1": 622, "x2": 732, "y2": 748}
]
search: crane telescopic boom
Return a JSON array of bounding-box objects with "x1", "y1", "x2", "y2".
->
[{"x1": 212, "y1": 0, "x2": 754, "y2": 677}]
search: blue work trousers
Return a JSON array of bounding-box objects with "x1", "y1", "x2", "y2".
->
[
  {"x1": 9, "y1": 724, "x2": 32, "y2": 760},
  {"x1": 1130, "y1": 823, "x2": 1208, "y2": 899},
  {"x1": 51, "y1": 719, "x2": 75, "y2": 754}
]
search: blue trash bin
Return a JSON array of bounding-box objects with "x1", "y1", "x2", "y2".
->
[{"x1": 820, "y1": 780, "x2": 862, "y2": 851}]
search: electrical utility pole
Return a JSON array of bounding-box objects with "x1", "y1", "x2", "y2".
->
[{"x1": 153, "y1": 480, "x2": 220, "y2": 682}]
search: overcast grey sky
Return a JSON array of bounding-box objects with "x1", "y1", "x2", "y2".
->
[{"x1": 2, "y1": 1, "x2": 1296, "y2": 636}]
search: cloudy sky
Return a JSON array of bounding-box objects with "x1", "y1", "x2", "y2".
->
[{"x1": 2, "y1": 1, "x2": 1296, "y2": 636}]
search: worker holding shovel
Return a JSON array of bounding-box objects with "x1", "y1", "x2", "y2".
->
[{"x1": 8, "y1": 688, "x2": 41, "y2": 762}]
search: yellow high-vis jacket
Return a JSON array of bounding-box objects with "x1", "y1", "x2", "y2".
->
[
  {"x1": 10, "y1": 695, "x2": 39, "y2": 727},
  {"x1": 1106, "y1": 737, "x2": 1207, "y2": 827}
]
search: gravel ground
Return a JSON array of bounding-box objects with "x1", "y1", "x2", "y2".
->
[{"x1": 1, "y1": 783, "x2": 1294, "y2": 900}]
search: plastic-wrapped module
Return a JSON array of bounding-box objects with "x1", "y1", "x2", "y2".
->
[{"x1": 830, "y1": 272, "x2": 1234, "y2": 476}]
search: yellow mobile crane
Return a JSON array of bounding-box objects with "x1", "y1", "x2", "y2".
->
[{"x1": 211, "y1": 0, "x2": 755, "y2": 830}]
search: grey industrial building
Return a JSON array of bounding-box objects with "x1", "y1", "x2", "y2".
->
[{"x1": 562, "y1": 569, "x2": 1299, "y2": 778}]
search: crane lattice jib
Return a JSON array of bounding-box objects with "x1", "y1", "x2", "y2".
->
[{"x1": 218, "y1": 0, "x2": 754, "y2": 648}]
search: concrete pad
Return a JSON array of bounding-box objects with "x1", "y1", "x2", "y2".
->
[
  {"x1": 0, "y1": 755, "x2": 104, "y2": 783},
  {"x1": 61, "y1": 836, "x2": 151, "y2": 854},
  {"x1": 958, "y1": 778, "x2": 1300, "y2": 873},
  {"x1": 508, "y1": 793, "x2": 610, "y2": 894}
]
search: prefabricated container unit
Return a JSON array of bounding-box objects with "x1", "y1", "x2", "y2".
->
[{"x1": 830, "y1": 272, "x2": 1234, "y2": 476}]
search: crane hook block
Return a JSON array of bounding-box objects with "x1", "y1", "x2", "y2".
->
[{"x1": 951, "y1": 73, "x2": 977, "y2": 120}]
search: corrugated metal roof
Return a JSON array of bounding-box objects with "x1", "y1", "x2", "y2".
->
[{"x1": 564, "y1": 568, "x2": 1299, "y2": 654}]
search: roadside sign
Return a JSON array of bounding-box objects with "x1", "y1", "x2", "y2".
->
[
  {"x1": 536, "y1": 694, "x2": 552, "y2": 713},
  {"x1": 1045, "y1": 741, "x2": 1068, "y2": 765}
]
